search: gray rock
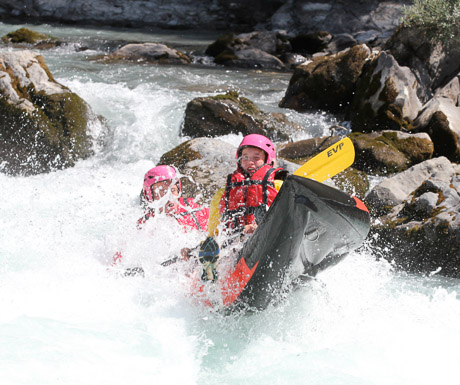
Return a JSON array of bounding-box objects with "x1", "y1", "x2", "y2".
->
[
  {"x1": 103, "y1": 42, "x2": 191, "y2": 64},
  {"x1": 325, "y1": 33, "x2": 357, "y2": 54},
  {"x1": 366, "y1": 156, "x2": 454, "y2": 209},
  {"x1": 350, "y1": 51, "x2": 422, "y2": 132},
  {"x1": 412, "y1": 192, "x2": 439, "y2": 216},
  {"x1": 220, "y1": 48, "x2": 286, "y2": 70},
  {"x1": 158, "y1": 137, "x2": 236, "y2": 202},
  {"x1": 385, "y1": 25, "x2": 460, "y2": 103},
  {"x1": 368, "y1": 157, "x2": 460, "y2": 278},
  {"x1": 415, "y1": 96, "x2": 460, "y2": 162},
  {"x1": 434, "y1": 75, "x2": 460, "y2": 105}
]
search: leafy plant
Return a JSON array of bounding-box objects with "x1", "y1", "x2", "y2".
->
[{"x1": 402, "y1": 0, "x2": 460, "y2": 45}]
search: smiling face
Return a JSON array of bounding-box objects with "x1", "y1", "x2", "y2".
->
[
  {"x1": 240, "y1": 146, "x2": 266, "y2": 174},
  {"x1": 151, "y1": 180, "x2": 179, "y2": 214}
]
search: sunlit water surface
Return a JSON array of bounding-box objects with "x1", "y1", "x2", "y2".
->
[{"x1": 0, "y1": 22, "x2": 459, "y2": 385}]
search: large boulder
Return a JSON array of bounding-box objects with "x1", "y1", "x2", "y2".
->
[
  {"x1": 101, "y1": 43, "x2": 191, "y2": 64},
  {"x1": 349, "y1": 51, "x2": 422, "y2": 132},
  {"x1": 0, "y1": 51, "x2": 101, "y2": 176},
  {"x1": 367, "y1": 157, "x2": 460, "y2": 278},
  {"x1": 279, "y1": 44, "x2": 372, "y2": 113},
  {"x1": 349, "y1": 130, "x2": 434, "y2": 175},
  {"x1": 384, "y1": 25, "x2": 460, "y2": 103},
  {"x1": 365, "y1": 157, "x2": 455, "y2": 215},
  {"x1": 181, "y1": 91, "x2": 296, "y2": 141}
]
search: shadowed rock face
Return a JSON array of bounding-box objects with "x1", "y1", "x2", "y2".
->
[
  {"x1": 279, "y1": 44, "x2": 372, "y2": 113},
  {"x1": 0, "y1": 51, "x2": 101, "y2": 176},
  {"x1": 0, "y1": 0, "x2": 408, "y2": 34}
]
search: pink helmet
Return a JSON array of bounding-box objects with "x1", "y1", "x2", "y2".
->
[
  {"x1": 236, "y1": 134, "x2": 276, "y2": 167},
  {"x1": 143, "y1": 165, "x2": 181, "y2": 203}
]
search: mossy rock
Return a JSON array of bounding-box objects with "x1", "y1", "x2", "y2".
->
[
  {"x1": 0, "y1": 91, "x2": 94, "y2": 175},
  {"x1": 0, "y1": 51, "x2": 96, "y2": 176},
  {"x1": 332, "y1": 167, "x2": 369, "y2": 199},
  {"x1": 349, "y1": 131, "x2": 433, "y2": 175},
  {"x1": 159, "y1": 140, "x2": 203, "y2": 169},
  {"x1": 182, "y1": 90, "x2": 291, "y2": 141},
  {"x1": 1, "y1": 28, "x2": 57, "y2": 45}
]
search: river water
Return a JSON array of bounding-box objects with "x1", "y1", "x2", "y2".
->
[{"x1": 1, "y1": 22, "x2": 459, "y2": 385}]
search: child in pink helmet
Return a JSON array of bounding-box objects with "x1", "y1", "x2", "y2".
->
[
  {"x1": 198, "y1": 134, "x2": 285, "y2": 281},
  {"x1": 218, "y1": 134, "x2": 283, "y2": 235},
  {"x1": 112, "y1": 165, "x2": 209, "y2": 270},
  {"x1": 138, "y1": 165, "x2": 209, "y2": 232}
]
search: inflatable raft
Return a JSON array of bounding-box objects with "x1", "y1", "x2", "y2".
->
[{"x1": 191, "y1": 174, "x2": 370, "y2": 312}]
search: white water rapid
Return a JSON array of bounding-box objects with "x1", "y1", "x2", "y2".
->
[{"x1": 1, "y1": 22, "x2": 459, "y2": 385}]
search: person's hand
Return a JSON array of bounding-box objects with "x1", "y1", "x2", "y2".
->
[
  {"x1": 243, "y1": 223, "x2": 257, "y2": 234},
  {"x1": 180, "y1": 247, "x2": 191, "y2": 260}
]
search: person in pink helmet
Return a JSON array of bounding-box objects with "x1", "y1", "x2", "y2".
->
[
  {"x1": 137, "y1": 165, "x2": 209, "y2": 232},
  {"x1": 112, "y1": 165, "x2": 209, "y2": 270},
  {"x1": 196, "y1": 134, "x2": 285, "y2": 281},
  {"x1": 218, "y1": 134, "x2": 283, "y2": 235}
]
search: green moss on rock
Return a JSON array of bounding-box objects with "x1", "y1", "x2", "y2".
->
[
  {"x1": 1, "y1": 28, "x2": 56, "y2": 44},
  {"x1": 332, "y1": 167, "x2": 369, "y2": 199},
  {"x1": 159, "y1": 140, "x2": 202, "y2": 169}
]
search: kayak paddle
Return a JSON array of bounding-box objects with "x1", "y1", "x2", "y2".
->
[{"x1": 292, "y1": 136, "x2": 355, "y2": 182}]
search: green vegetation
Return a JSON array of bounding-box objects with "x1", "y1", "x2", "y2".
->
[{"x1": 402, "y1": 0, "x2": 460, "y2": 45}]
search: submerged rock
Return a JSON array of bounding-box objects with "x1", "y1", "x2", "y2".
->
[
  {"x1": 1, "y1": 27, "x2": 61, "y2": 49},
  {"x1": 0, "y1": 51, "x2": 102, "y2": 176},
  {"x1": 101, "y1": 43, "x2": 191, "y2": 64}
]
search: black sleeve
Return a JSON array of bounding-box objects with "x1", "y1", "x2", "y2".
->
[{"x1": 274, "y1": 169, "x2": 289, "y2": 181}]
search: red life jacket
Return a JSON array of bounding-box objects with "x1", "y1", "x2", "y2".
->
[
  {"x1": 219, "y1": 165, "x2": 281, "y2": 230},
  {"x1": 137, "y1": 197, "x2": 209, "y2": 233}
]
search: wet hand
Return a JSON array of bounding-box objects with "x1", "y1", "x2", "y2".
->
[
  {"x1": 180, "y1": 247, "x2": 191, "y2": 260},
  {"x1": 244, "y1": 223, "x2": 257, "y2": 234}
]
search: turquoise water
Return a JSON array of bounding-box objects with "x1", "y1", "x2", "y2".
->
[{"x1": 1, "y1": 22, "x2": 459, "y2": 385}]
